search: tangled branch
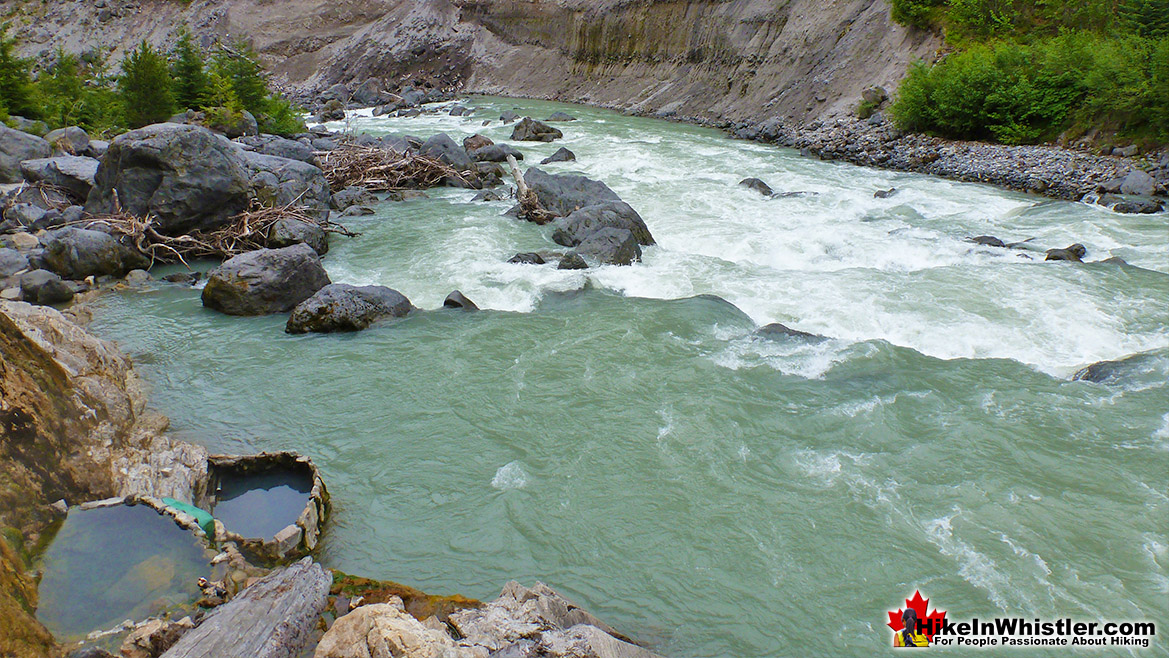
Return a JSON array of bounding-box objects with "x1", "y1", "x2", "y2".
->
[
  {"x1": 315, "y1": 145, "x2": 473, "y2": 191},
  {"x1": 80, "y1": 201, "x2": 358, "y2": 267}
]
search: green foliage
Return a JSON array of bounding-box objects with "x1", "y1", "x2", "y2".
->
[
  {"x1": 170, "y1": 29, "x2": 207, "y2": 110},
  {"x1": 892, "y1": 33, "x2": 1169, "y2": 144},
  {"x1": 119, "y1": 40, "x2": 176, "y2": 128},
  {"x1": 0, "y1": 23, "x2": 35, "y2": 117},
  {"x1": 211, "y1": 42, "x2": 268, "y2": 113},
  {"x1": 891, "y1": 0, "x2": 947, "y2": 29},
  {"x1": 257, "y1": 94, "x2": 306, "y2": 136}
]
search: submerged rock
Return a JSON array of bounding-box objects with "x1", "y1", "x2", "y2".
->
[
  {"x1": 285, "y1": 283, "x2": 413, "y2": 333},
  {"x1": 546, "y1": 112, "x2": 576, "y2": 122},
  {"x1": 511, "y1": 117, "x2": 562, "y2": 142},
  {"x1": 739, "y1": 178, "x2": 773, "y2": 196},
  {"x1": 86, "y1": 123, "x2": 251, "y2": 235},
  {"x1": 202, "y1": 244, "x2": 331, "y2": 316},
  {"x1": 159, "y1": 558, "x2": 330, "y2": 658},
  {"x1": 874, "y1": 187, "x2": 898, "y2": 198},
  {"x1": 1045, "y1": 244, "x2": 1086, "y2": 262},
  {"x1": 755, "y1": 323, "x2": 825, "y2": 340},
  {"x1": 1072, "y1": 353, "x2": 1164, "y2": 384}
]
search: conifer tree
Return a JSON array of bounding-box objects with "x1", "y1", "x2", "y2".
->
[
  {"x1": 170, "y1": 29, "x2": 207, "y2": 111},
  {"x1": 0, "y1": 24, "x2": 36, "y2": 118},
  {"x1": 119, "y1": 41, "x2": 176, "y2": 128}
]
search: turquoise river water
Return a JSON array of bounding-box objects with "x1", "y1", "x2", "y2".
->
[{"x1": 86, "y1": 98, "x2": 1167, "y2": 656}]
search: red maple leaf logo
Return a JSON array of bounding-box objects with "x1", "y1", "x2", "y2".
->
[{"x1": 887, "y1": 590, "x2": 947, "y2": 641}]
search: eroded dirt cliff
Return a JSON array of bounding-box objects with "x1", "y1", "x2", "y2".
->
[{"x1": 3, "y1": 0, "x2": 939, "y2": 124}]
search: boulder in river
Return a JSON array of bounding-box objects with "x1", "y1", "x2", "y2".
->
[
  {"x1": 471, "y1": 144, "x2": 524, "y2": 162},
  {"x1": 739, "y1": 178, "x2": 773, "y2": 196},
  {"x1": 508, "y1": 252, "x2": 546, "y2": 265},
  {"x1": 874, "y1": 187, "x2": 898, "y2": 198},
  {"x1": 969, "y1": 235, "x2": 1007, "y2": 248},
  {"x1": 158, "y1": 558, "x2": 330, "y2": 658},
  {"x1": 443, "y1": 290, "x2": 478, "y2": 310},
  {"x1": 286, "y1": 283, "x2": 413, "y2": 333},
  {"x1": 575, "y1": 227, "x2": 641, "y2": 266},
  {"x1": 42, "y1": 227, "x2": 150, "y2": 279},
  {"x1": 20, "y1": 156, "x2": 99, "y2": 201},
  {"x1": 540, "y1": 147, "x2": 576, "y2": 164},
  {"x1": 86, "y1": 123, "x2": 251, "y2": 236},
  {"x1": 267, "y1": 218, "x2": 329, "y2": 255},
  {"x1": 1073, "y1": 353, "x2": 1163, "y2": 384},
  {"x1": 1045, "y1": 244, "x2": 1086, "y2": 262},
  {"x1": 0, "y1": 124, "x2": 51, "y2": 183},
  {"x1": 557, "y1": 252, "x2": 588, "y2": 270},
  {"x1": 545, "y1": 112, "x2": 576, "y2": 122},
  {"x1": 463, "y1": 134, "x2": 494, "y2": 152},
  {"x1": 551, "y1": 201, "x2": 655, "y2": 247},
  {"x1": 202, "y1": 244, "x2": 331, "y2": 316},
  {"x1": 500, "y1": 110, "x2": 520, "y2": 123},
  {"x1": 1111, "y1": 197, "x2": 1164, "y2": 214},
  {"x1": 523, "y1": 168, "x2": 622, "y2": 217},
  {"x1": 330, "y1": 186, "x2": 378, "y2": 211},
  {"x1": 420, "y1": 133, "x2": 473, "y2": 169},
  {"x1": 511, "y1": 117, "x2": 562, "y2": 142},
  {"x1": 755, "y1": 323, "x2": 825, "y2": 341},
  {"x1": 239, "y1": 151, "x2": 332, "y2": 219}
]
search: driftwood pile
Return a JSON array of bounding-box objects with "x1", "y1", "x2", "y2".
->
[
  {"x1": 315, "y1": 145, "x2": 471, "y2": 191},
  {"x1": 81, "y1": 201, "x2": 357, "y2": 266}
]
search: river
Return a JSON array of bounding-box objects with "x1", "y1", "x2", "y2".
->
[{"x1": 86, "y1": 97, "x2": 1168, "y2": 656}]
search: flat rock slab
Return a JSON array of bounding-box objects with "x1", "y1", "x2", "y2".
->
[{"x1": 160, "y1": 558, "x2": 330, "y2": 658}]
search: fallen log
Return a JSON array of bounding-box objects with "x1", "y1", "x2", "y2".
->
[{"x1": 160, "y1": 558, "x2": 331, "y2": 658}]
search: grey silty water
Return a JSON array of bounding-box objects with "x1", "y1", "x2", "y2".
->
[{"x1": 85, "y1": 97, "x2": 1168, "y2": 656}]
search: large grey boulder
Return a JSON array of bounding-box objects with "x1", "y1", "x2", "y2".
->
[
  {"x1": 20, "y1": 156, "x2": 100, "y2": 201},
  {"x1": 201, "y1": 244, "x2": 331, "y2": 316},
  {"x1": 575, "y1": 227, "x2": 641, "y2": 266},
  {"x1": 239, "y1": 151, "x2": 332, "y2": 219},
  {"x1": 0, "y1": 124, "x2": 51, "y2": 183},
  {"x1": 1119, "y1": 169, "x2": 1157, "y2": 196},
  {"x1": 511, "y1": 117, "x2": 562, "y2": 142},
  {"x1": 45, "y1": 126, "x2": 90, "y2": 156},
  {"x1": 551, "y1": 202, "x2": 655, "y2": 247},
  {"x1": 237, "y1": 135, "x2": 317, "y2": 164},
  {"x1": 420, "y1": 133, "x2": 473, "y2": 169},
  {"x1": 41, "y1": 227, "x2": 149, "y2": 279},
  {"x1": 160, "y1": 558, "x2": 330, "y2": 658},
  {"x1": 523, "y1": 168, "x2": 622, "y2": 217},
  {"x1": 85, "y1": 123, "x2": 251, "y2": 235},
  {"x1": 285, "y1": 283, "x2": 412, "y2": 333}
]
